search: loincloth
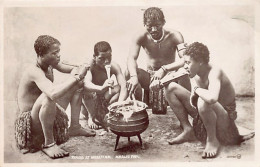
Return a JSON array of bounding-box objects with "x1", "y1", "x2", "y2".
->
[
  {"x1": 83, "y1": 92, "x2": 109, "y2": 126},
  {"x1": 147, "y1": 67, "x2": 168, "y2": 114},
  {"x1": 15, "y1": 103, "x2": 69, "y2": 152},
  {"x1": 192, "y1": 97, "x2": 241, "y2": 145}
]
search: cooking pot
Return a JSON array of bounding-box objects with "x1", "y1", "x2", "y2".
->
[{"x1": 106, "y1": 100, "x2": 149, "y2": 150}]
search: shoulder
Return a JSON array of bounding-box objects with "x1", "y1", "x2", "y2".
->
[
  {"x1": 25, "y1": 64, "x2": 45, "y2": 80},
  {"x1": 131, "y1": 29, "x2": 148, "y2": 44},
  {"x1": 208, "y1": 64, "x2": 222, "y2": 80},
  {"x1": 166, "y1": 29, "x2": 184, "y2": 44},
  {"x1": 111, "y1": 61, "x2": 121, "y2": 71}
]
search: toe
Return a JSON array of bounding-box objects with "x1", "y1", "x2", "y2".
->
[
  {"x1": 211, "y1": 152, "x2": 217, "y2": 158},
  {"x1": 56, "y1": 152, "x2": 62, "y2": 158},
  {"x1": 64, "y1": 151, "x2": 70, "y2": 156},
  {"x1": 53, "y1": 153, "x2": 58, "y2": 159},
  {"x1": 167, "y1": 139, "x2": 174, "y2": 145},
  {"x1": 202, "y1": 152, "x2": 207, "y2": 159}
]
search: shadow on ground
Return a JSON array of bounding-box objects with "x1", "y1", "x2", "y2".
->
[{"x1": 4, "y1": 97, "x2": 254, "y2": 163}]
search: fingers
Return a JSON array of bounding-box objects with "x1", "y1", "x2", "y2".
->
[
  {"x1": 129, "y1": 84, "x2": 136, "y2": 96},
  {"x1": 150, "y1": 80, "x2": 161, "y2": 91}
]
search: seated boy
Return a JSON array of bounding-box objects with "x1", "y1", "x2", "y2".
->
[
  {"x1": 15, "y1": 35, "x2": 95, "y2": 159},
  {"x1": 82, "y1": 41, "x2": 128, "y2": 129},
  {"x1": 153, "y1": 42, "x2": 254, "y2": 158}
]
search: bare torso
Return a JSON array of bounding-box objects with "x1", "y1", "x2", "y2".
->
[
  {"x1": 17, "y1": 64, "x2": 54, "y2": 112},
  {"x1": 140, "y1": 29, "x2": 182, "y2": 69},
  {"x1": 195, "y1": 64, "x2": 236, "y2": 106},
  {"x1": 90, "y1": 62, "x2": 117, "y2": 86}
]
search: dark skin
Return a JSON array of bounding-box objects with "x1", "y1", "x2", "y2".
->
[
  {"x1": 17, "y1": 43, "x2": 94, "y2": 159},
  {"x1": 166, "y1": 54, "x2": 238, "y2": 158},
  {"x1": 83, "y1": 50, "x2": 128, "y2": 129},
  {"x1": 126, "y1": 18, "x2": 190, "y2": 97}
]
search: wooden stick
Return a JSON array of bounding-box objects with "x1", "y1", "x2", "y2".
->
[
  {"x1": 105, "y1": 65, "x2": 112, "y2": 94},
  {"x1": 159, "y1": 72, "x2": 188, "y2": 88},
  {"x1": 131, "y1": 94, "x2": 138, "y2": 111},
  {"x1": 61, "y1": 61, "x2": 79, "y2": 67}
]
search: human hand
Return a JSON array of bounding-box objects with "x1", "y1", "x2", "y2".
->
[
  {"x1": 77, "y1": 63, "x2": 90, "y2": 79},
  {"x1": 126, "y1": 76, "x2": 139, "y2": 96},
  {"x1": 101, "y1": 79, "x2": 114, "y2": 92},
  {"x1": 151, "y1": 68, "x2": 165, "y2": 82},
  {"x1": 149, "y1": 79, "x2": 161, "y2": 91}
]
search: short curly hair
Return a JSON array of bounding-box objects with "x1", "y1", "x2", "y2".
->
[
  {"x1": 184, "y1": 42, "x2": 210, "y2": 63},
  {"x1": 34, "y1": 35, "x2": 60, "y2": 57},
  {"x1": 143, "y1": 7, "x2": 165, "y2": 25},
  {"x1": 93, "y1": 41, "x2": 112, "y2": 56}
]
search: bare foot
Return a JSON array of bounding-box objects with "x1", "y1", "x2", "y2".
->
[
  {"x1": 69, "y1": 125, "x2": 96, "y2": 137},
  {"x1": 202, "y1": 138, "x2": 220, "y2": 159},
  {"x1": 88, "y1": 118, "x2": 101, "y2": 130},
  {"x1": 42, "y1": 143, "x2": 69, "y2": 159},
  {"x1": 168, "y1": 128, "x2": 196, "y2": 145}
]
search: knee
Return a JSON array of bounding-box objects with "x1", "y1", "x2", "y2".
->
[
  {"x1": 165, "y1": 82, "x2": 179, "y2": 97},
  {"x1": 114, "y1": 85, "x2": 120, "y2": 93},
  {"x1": 41, "y1": 96, "x2": 56, "y2": 113},
  {"x1": 197, "y1": 97, "x2": 210, "y2": 115}
]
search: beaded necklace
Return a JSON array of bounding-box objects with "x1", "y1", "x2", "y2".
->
[{"x1": 149, "y1": 29, "x2": 165, "y2": 48}]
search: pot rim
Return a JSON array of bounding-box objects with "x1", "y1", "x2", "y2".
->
[{"x1": 107, "y1": 100, "x2": 148, "y2": 112}]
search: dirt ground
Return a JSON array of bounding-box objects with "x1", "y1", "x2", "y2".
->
[{"x1": 4, "y1": 97, "x2": 254, "y2": 163}]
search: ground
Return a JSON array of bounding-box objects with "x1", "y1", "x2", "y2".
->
[{"x1": 4, "y1": 97, "x2": 254, "y2": 163}]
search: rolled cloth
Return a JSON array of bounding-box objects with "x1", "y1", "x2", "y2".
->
[
  {"x1": 192, "y1": 97, "x2": 241, "y2": 145},
  {"x1": 15, "y1": 104, "x2": 69, "y2": 152}
]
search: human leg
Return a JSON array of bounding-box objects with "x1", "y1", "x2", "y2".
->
[
  {"x1": 68, "y1": 89, "x2": 95, "y2": 137},
  {"x1": 31, "y1": 94, "x2": 69, "y2": 159},
  {"x1": 105, "y1": 85, "x2": 120, "y2": 104},
  {"x1": 178, "y1": 74, "x2": 191, "y2": 91},
  {"x1": 165, "y1": 82, "x2": 197, "y2": 144},
  {"x1": 82, "y1": 93, "x2": 100, "y2": 129},
  {"x1": 197, "y1": 98, "x2": 223, "y2": 158}
]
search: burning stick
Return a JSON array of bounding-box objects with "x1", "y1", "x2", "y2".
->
[
  {"x1": 105, "y1": 64, "x2": 112, "y2": 94},
  {"x1": 61, "y1": 61, "x2": 79, "y2": 67}
]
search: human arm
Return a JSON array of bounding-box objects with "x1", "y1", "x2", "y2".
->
[
  {"x1": 113, "y1": 63, "x2": 128, "y2": 101},
  {"x1": 192, "y1": 68, "x2": 221, "y2": 104},
  {"x1": 53, "y1": 62, "x2": 77, "y2": 73},
  {"x1": 151, "y1": 32, "x2": 186, "y2": 81},
  {"x1": 126, "y1": 33, "x2": 143, "y2": 95},
  {"x1": 84, "y1": 71, "x2": 114, "y2": 93},
  {"x1": 32, "y1": 67, "x2": 83, "y2": 101}
]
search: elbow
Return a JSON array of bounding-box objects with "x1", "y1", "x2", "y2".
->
[
  {"x1": 48, "y1": 89, "x2": 60, "y2": 101},
  {"x1": 49, "y1": 93, "x2": 59, "y2": 101},
  {"x1": 207, "y1": 98, "x2": 218, "y2": 104}
]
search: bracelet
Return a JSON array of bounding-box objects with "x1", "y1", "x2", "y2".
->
[
  {"x1": 193, "y1": 86, "x2": 199, "y2": 93},
  {"x1": 161, "y1": 65, "x2": 168, "y2": 73}
]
